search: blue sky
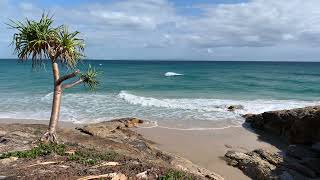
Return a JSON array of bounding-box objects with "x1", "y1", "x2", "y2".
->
[{"x1": 1, "y1": 0, "x2": 320, "y2": 61}]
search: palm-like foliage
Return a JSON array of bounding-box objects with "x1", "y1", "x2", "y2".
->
[
  {"x1": 80, "y1": 65, "x2": 100, "y2": 91},
  {"x1": 9, "y1": 14, "x2": 99, "y2": 90},
  {"x1": 8, "y1": 14, "x2": 59, "y2": 68},
  {"x1": 56, "y1": 27, "x2": 85, "y2": 69}
]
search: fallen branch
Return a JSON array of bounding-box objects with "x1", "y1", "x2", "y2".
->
[
  {"x1": 28, "y1": 161, "x2": 63, "y2": 167},
  {"x1": 77, "y1": 173, "x2": 127, "y2": 180}
]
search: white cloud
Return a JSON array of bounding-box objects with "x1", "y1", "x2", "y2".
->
[{"x1": 1, "y1": 0, "x2": 320, "y2": 60}]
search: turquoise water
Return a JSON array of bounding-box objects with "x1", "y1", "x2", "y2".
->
[{"x1": 0, "y1": 59, "x2": 319, "y2": 128}]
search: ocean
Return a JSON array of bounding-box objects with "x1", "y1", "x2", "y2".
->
[{"x1": 0, "y1": 59, "x2": 319, "y2": 129}]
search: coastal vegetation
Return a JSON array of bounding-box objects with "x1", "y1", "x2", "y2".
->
[{"x1": 8, "y1": 14, "x2": 99, "y2": 143}]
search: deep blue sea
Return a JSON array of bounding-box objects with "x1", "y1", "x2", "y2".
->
[{"x1": 0, "y1": 59, "x2": 319, "y2": 128}]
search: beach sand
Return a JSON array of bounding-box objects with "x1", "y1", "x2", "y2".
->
[
  {"x1": 0, "y1": 118, "x2": 281, "y2": 180},
  {"x1": 135, "y1": 121, "x2": 282, "y2": 180}
]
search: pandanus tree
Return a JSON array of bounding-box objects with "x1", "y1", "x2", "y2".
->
[{"x1": 8, "y1": 14, "x2": 99, "y2": 143}]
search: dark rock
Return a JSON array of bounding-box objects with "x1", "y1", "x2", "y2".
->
[
  {"x1": 0, "y1": 136, "x2": 8, "y2": 144},
  {"x1": 287, "y1": 145, "x2": 319, "y2": 160},
  {"x1": 284, "y1": 161, "x2": 317, "y2": 178},
  {"x1": 227, "y1": 105, "x2": 244, "y2": 111},
  {"x1": 299, "y1": 157, "x2": 320, "y2": 175},
  {"x1": 279, "y1": 171, "x2": 294, "y2": 180},
  {"x1": 312, "y1": 143, "x2": 320, "y2": 153},
  {"x1": 243, "y1": 106, "x2": 320, "y2": 144}
]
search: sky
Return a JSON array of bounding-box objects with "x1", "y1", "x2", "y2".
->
[{"x1": 0, "y1": 0, "x2": 320, "y2": 61}]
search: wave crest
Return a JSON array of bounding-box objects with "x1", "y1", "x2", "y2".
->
[
  {"x1": 118, "y1": 91, "x2": 320, "y2": 115},
  {"x1": 165, "y1": 72, "x2": 183, "y2": 77}
]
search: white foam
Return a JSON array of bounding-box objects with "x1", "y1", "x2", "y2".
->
[
  {"x1": 1, "y1": 91, "x2": 319, "y2": 129},
  {"x1": 118, "y1": 91, "x2": 320, "y2": 115},
  {"x1": 165, "y1": 72, "x2": 183, "y2": 77}
]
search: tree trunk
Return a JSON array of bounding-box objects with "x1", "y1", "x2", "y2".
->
[{"x1": 43, "y1": 61, "x2": 62, "y2": 143}]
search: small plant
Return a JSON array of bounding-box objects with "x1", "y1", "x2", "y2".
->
[
  {"x1": 67, "y1": 149, "x2": 120, "y2": 165},
  {"x1": 158, "y1": 170, "x2": 192, "y2": 180},
  {"x1": 0, "y1": 143, "x2": 66, "y2": 159}
]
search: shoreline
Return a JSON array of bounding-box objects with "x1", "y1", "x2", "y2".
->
[{"x1": 0, "y1": 118, "x2": 282, "y2": 179}]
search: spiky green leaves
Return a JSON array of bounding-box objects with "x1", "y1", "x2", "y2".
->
[
  {"x1": 57, "y1": 27, "x2": 85, "y2": 69},
  {"x1": 8, "y1": 14, "x2": 59, "y2": 68},
  {"x1": 8, "y1": 13, "x2": 85, "y2": 69},
  {"x1": 80, "y1": 65, "x2": 100, "y2": 91}
]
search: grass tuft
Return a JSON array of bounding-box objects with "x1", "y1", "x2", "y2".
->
[
  {"x1": 68, "y1": 149, "x2": 120, "y2": 165},
  {"x1": 0, "y1": 143, "x2": 66, "y2": 159}
]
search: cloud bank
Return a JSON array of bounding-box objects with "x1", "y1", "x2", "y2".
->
[{"x1": 1, "y1": 0, "x2": 320, "y2": 61}]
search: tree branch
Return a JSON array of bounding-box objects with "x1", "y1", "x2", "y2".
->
[
  {"x1": 62, "y1": 78, "x2": 83, "y2": 89},
  {"x1": 56, "y1": 70, "x2": 80, "y2": 85}
]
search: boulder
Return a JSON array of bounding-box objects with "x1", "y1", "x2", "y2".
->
[
  {"x1": 76, "y1": 118, "x2": 144, "y2": 138},
  {"x1": 225, "y1": 147, "x2": 320, "y2": 180},
  {"x1": 243, "y1": 106, "x2": 320, "y2": 144},
  {"x1": 0, "y1": 157, "x2": 18, "y2": 165},
  {"x1": 225, "y1": 150, "x2": 278, "y2": 180}
]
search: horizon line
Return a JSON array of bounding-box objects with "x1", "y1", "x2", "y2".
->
[{"x1": 0, "y1": 58, "x2": 320, "y2": 63}]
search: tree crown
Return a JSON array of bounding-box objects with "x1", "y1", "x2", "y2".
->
[{"x1": 9, "y1": 14, "x2": 84, "y2": 69}]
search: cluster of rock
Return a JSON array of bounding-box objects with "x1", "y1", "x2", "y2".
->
[
  {"x1": 225, "y1": 106, "x2": 320, "y2": 180},
  {"x1": 225, "y1": 145, "x2": 320, "y2": 180},
  {"x1": 244, "y1": 106, "x2": 320, "y2": 144}
]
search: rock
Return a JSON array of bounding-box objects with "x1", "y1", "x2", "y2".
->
[
  {"x1": 65, "y1": 150, "x2": 76, "y2": 155},
  {"x1": 287, "y1": 145, "x2": 318, "y2": 159},
  {"x1": 111, "y1": 173, "x2": 127, "y2": 180},
  {"x1": 136, "y1": 170, "x2": 148, "y2": 179},
  {"x1": 0, "y1": 136, "x2": 8, "y2": 144},
  {"x1": 0, "y1": 157, "x2": 18, "y2": 165},
  {"x1": 227, "y1": 105, "x2": 244, "y2": 111},
  {"x1": 92, "y1": 162, "x2": 120, "y2": 168},
  {"x1": 225, "y1": 150, "x2": 277, "y2": 180},
  {"x1": 279, "y1": 171, "x2": 294, "y2": 180},
  {"x1": 253, "y1": 149, "x2": 283, "y2": 166},
  {"x1": 125, "y1": 118, "x2": 144, "y2": 128},
  {"x1": 129, "y1": 140, "x2": 149, "y2": 151},
  {"x1": 76, "y1": 118, "x2": 144, "y2": 138},
  {"x1": 285, "y1": 161, "x2": 317, "y2": 178},
  {"x1": 226, "y1": 147, "x2": 320, "y2": 180},
  {"x1": 11, "y1": 131, "x2": 36, "y2": 138},
  {"x1": 312, "y1": 142, "x2": 320, "y2": 153},
  {"x1": 299, "y1": 157, "x2": 320, "y2": 175},
  {"x1": 243, "y1": 106, "x2": 320, "y2": 144}
]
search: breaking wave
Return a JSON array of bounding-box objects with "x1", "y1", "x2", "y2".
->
[
  {"x1": 118, "y1": 91, "x2": 320, "y2": 115},
  {"x1": 165, "y1": 72, "x2": 183, "y2": 77}
]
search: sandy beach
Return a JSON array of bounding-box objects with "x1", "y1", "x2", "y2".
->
[{"x1": 134, "y1": 121, "x2": 283, "y2": 180}]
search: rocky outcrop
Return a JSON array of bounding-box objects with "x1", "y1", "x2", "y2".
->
[
  {"x1": 227, "y1": 106, "x2": 320, "y2": 179},
  {"x1": 0, "y1": 120, "x2": 223, "y2": 180},
  {"x1": 225, "y1": 146, "x2": 320, "y2": 180},
  {"x1": 244, "y1": 106, "x2": 320, "y2": 144}
]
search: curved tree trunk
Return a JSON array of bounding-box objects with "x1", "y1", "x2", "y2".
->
[{"x1": 43, "y1": 61, "x2": 62, "y2": 143}]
